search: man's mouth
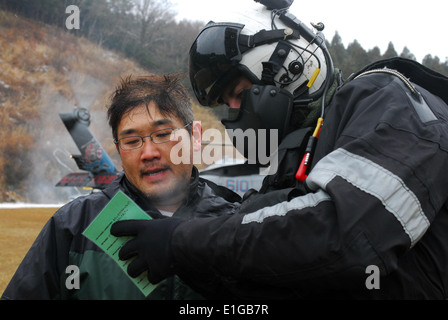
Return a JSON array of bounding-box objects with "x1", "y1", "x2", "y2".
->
[{"x1": 141, "y1": 167, "x2": 169, "y2": 177}]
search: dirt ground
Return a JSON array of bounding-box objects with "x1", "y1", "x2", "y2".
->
[{"x1": 0, "y1": 206, "x2": 59, "y2": 297}]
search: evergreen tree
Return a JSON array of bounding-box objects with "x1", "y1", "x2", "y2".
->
[
  {"x1": 382, "y1": 41, "x2": 398, "y2": 59},
  {"x1": 422, "y1": 54, "x2": 448, "y2": 75},
  {"x1": 367, "y1": 46, "x2": 382, "y2": 63},
  {"x1": 400, "y1": 46, "x2": 416, "y2": 61},
  {"x1": 345, "y1": 40, "x2": 369, "y2": 76},
  {"x1": 329, "y1": 32, "x2": 346, "y2": 69}
]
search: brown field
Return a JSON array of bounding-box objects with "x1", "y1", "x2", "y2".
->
[{"x1": 0, "y1": 206, "x2": 59, "y2": 297}]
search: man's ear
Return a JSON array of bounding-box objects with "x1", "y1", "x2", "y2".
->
[{"x1": 192, "y1": 121, "x2": 202, "y2": 152}]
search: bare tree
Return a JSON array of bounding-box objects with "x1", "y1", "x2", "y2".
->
[{"x1": 131, "y1": 0, "x2": 175, "y2": 47}]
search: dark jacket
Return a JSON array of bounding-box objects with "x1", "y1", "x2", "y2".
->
[
  {"x1": 1, "y1": 167, "x2": 240, "y2": 300},
  {"x1": 169, "y1": 58, "x2": 448, "y2": 299}
]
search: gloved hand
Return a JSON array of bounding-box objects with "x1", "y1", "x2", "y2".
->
[{"x1": 110, "y1": 218, "x2": 184, "y2": 284}]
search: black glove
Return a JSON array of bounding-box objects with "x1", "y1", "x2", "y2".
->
[{"x1": 110, "y1": 218, "x2": 184, "y2": 284}]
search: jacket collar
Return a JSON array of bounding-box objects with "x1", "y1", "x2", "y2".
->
[{"x1": 102, "y1": 167, "x2": 202, "y2": 218}]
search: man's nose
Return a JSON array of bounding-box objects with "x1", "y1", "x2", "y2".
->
[
  {"x1": 227, "y1": 96, "x2": 241, "y2": 110},
  {"x1": 140, "y1": 138, "x2": 161, "y2": 160}
]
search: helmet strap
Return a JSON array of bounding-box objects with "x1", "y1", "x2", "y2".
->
[
  {"x1": 239, "y1": 28, "x2": 299, "y2": 53},
  {"x1": 260, "y1": 40, "x2": 292, "y2": 85}
]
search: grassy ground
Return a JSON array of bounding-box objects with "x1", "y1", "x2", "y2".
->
[{"x1": 0, "y1": 206, "x2": 59, "y2": 296}]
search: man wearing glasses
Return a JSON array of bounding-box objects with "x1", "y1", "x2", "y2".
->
[{"x1": 2, "y1": 74, "x2": 240, "y2": 300}]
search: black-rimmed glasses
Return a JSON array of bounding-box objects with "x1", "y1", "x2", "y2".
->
[{"x1": 114, "y1": 122, "x2": 192, "y2": 151}]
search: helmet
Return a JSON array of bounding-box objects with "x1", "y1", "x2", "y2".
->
[
  {"x1": 189, "y1": 1, "x2": 334, "y2": 162},
  {"x1": 189, "y1": 2, "x2": 333, "y2": 106}
]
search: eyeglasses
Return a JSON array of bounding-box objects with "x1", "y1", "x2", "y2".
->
[{"x1": 114, "y1": 122, "x2": 192, "y2": 151}]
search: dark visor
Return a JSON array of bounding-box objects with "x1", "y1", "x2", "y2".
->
[{"x1": 189, "y1": 22, "x2": 245, "y2": 107}]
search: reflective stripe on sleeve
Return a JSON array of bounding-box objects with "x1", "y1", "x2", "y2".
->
[
  {"x1": 241, "y1": 189, "x2": 331, "y2": 224},
  {"x1": 306, "y1": 148, "x2": 430, "y2": 247}
]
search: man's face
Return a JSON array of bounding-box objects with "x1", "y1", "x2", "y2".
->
[
  {"x1": 116, "y1": 103, "x2": 199, "y2": 211},
  {"x1": 221, "y1": 75, "x2": 253, "y2": 109}
]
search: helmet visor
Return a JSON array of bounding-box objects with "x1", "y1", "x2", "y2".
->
[{"x1": 189, "y1": 22, "x2": 245, "y2": 107}]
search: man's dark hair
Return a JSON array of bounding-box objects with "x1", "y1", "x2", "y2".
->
[{"x1": 107, "y1": 73, "x2": 193, "y2": 140}]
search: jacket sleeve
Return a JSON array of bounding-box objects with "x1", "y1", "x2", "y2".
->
[
  {"x1": 171, "y1": 73, "x2": 448, "y2": 298},
  {"x1": 1, "y1": 207, "x2": 72, "y2": 300}
]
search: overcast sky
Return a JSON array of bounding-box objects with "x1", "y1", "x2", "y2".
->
[{"x1": 171, "y1": 0, "x2": 447, "y2": 63}]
